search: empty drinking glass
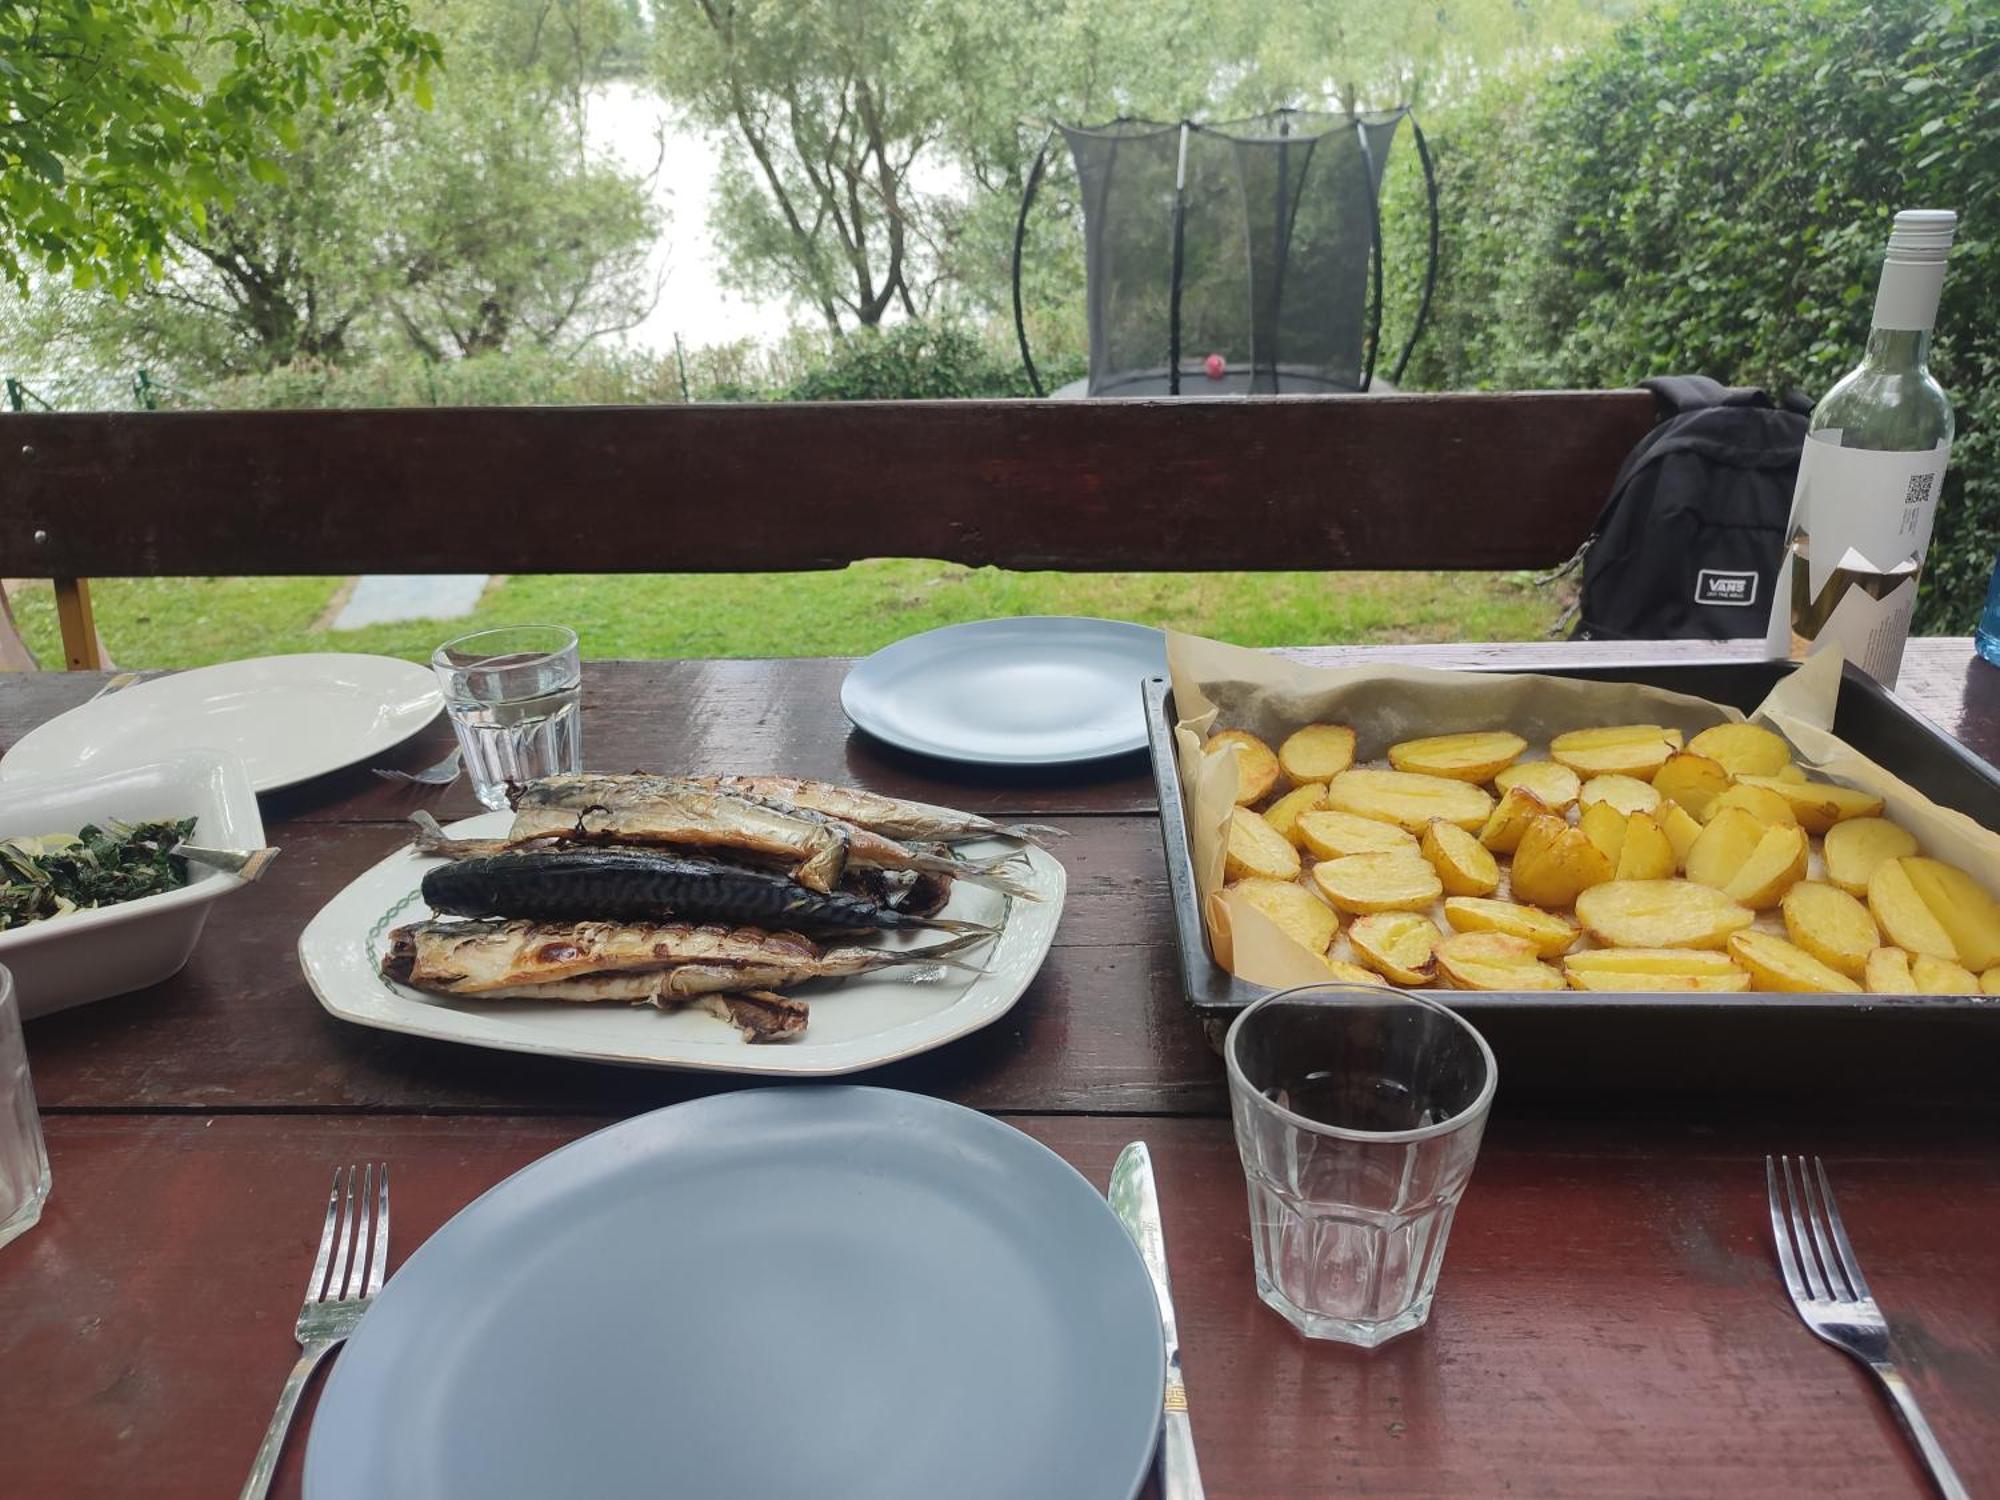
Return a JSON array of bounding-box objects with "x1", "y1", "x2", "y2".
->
[
  {"x1": 0, "y1": 964, "x2": 50, "y2": 1250},
  {"x1": 432, "y1": 626, "x2": 583, "y2": 811},
  {"x1": 1225, "y1": 981, "x2": 1496, "y2": 1347}
]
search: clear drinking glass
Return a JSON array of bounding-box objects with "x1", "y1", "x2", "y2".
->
[
  {"x1": 1225, "y1": 981, "x2": 1497, "y2": 1347},
  {"x1": 0, "y1": 964, "x2": 51, "y2": 1250},
  {"x1": 432, "y1": 625, "x2": 583, "y2": 811}
]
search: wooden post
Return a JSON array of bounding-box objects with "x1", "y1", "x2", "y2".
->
[{"x1": 53, "y1": 577, "x2": 103, "y2": 670}]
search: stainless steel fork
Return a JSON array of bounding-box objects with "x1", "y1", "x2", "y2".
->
[
  {"x1": 239, "y1": 1164, "x2": 390, "y2": 1500},
  {"x1": 1766, "y1": 1155, "x2": 1967, "y2": 1500}
]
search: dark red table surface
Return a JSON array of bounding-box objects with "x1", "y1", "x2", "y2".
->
[{"x1": 2, "y1": 638, "x2": 1996, "y2": 1499}]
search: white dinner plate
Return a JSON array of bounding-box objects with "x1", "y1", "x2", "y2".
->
[
  {"x1": 304, "y1": 1088, "x2": 1165, "y2": 1500},
  {"x1": 0, "y1": 654, "x2": 442, "y2": 794},
  {"x1": 842, "y1": 616, "x2": 1167, "y2": 765},
  {"x1": 297, "y1": 813, "x2": 1065, "y2": 1075}
]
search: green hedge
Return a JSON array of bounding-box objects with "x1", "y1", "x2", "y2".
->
[{"x1": 1385, "y1": 0, "x2": 1998, "y2": 632}]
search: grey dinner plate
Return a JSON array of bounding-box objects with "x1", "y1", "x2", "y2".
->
[
  {"x1": 304, "y1": 1088, "x2": 1166, "y2": 1500},
  {"x1": 841, "y1": 616, "x2": 1167, "y2": 765}
]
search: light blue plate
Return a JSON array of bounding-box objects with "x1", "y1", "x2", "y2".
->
[
  {"x1": 842, "y1": 616, "x2": 1167, "y2": 765},
  {"x1": 304, "y1": 1088, "x2": 1165, "y2": 1500}
]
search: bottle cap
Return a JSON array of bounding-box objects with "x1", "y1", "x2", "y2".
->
[{"x1": 1886, "y1": 209, "x2": 1956, "y2": 264}]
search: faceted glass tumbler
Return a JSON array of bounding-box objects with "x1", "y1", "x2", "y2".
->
[
  {"x1": 432, "y1": 625, "x2": 583, "y2": 811},
  {"x1": 0, "y1": 964, "x2": 50, "y2": 1251},
  {"x1": 1225, "y1": 982, "x2": 1497, "y2": 1347}
]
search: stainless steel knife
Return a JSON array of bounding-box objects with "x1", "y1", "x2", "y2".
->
[{"x1": 1111, "y1": 1141, "x2": 1205, "y2": 1500}]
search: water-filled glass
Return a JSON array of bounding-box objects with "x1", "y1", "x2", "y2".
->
[
  {"x1": 432, "y1": 626, "x2": 583, "y2": 811},
  {"x1": 1225, "y1": 981, "x2": 1496, "y2": 1346},
  {"x1": 0, "y1": 964, "x2": 50, "y2": 1250}
]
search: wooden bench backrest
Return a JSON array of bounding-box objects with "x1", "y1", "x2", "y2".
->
[{"x1": 0, "y1": 391, "x2": 1657, "y2": 664}]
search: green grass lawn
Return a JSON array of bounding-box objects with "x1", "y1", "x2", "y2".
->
[{"x1": 7, "y1": 563, "x2": 1566, "y2": 669}]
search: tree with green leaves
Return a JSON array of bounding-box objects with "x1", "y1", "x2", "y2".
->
[
  {"x1": 0, "y1": 1, "x2": 440, "y2": 295},
  {"x1": 11, "y1": 0, "x2": 660, "y2": 380}
]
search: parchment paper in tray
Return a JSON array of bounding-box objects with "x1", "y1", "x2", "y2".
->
[{"x1": 1166, "y1": 632, "x2": 2000, "y2": 991}]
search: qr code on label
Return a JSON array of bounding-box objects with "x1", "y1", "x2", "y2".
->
[{"x1": 1905, "y1": 471, "x2": 1936, "y2": 505}]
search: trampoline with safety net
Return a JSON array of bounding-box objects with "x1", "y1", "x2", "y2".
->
[{"x1": 1012, "y1": 109, "x2": 1439, "y2": 397}]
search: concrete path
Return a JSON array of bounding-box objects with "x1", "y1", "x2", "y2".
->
[{"x1": 330, "y1": 574, "x2": 489, "y2": 631}]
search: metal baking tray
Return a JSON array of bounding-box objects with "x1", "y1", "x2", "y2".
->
[{"x1": 1144, "y1": 658, "x2": 2000, "y2": 1095}]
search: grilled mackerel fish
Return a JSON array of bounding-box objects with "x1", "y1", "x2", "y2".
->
[
  {"x1": 382, "y1": 918, "x2": 988, "y2": 999},
  {"x1": 504, "y1": 776, "x2": 850, "y2": 892},
  {"x1": 690, "y1": 776, "x2": 1064, "y2": 846},
  {"x1": 420, "y1": 847, "x2": 993, "y2": 935}
]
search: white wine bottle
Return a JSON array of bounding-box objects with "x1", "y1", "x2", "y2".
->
[{"x1": 1765, "y1": 209, "x2": 1956, "y2": 682}]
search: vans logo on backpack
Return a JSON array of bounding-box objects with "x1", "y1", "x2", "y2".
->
[{"x1": 1696, "y1": 569, "x2": 1759, "y2": 607}]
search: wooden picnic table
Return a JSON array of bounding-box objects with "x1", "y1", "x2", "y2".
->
[{"x1": 1, "y1": 637, "x2": 1996, "y2": 1499}]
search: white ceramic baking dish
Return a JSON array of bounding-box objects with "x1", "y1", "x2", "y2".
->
[{"x1": 0, "y1": 751, "x2": 265, "y2": 1019}]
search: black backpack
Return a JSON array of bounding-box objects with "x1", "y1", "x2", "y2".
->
[{"x1": 1570, "y1": 375, "x2": 1812, "y2": 641}]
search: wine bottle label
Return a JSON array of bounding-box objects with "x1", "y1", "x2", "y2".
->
[
  {"x1": 1765, "y1": 430, "x2": 1951, "y2": 680},
  {"x1": 1792, "y1": 431, "x2": 1950, "y2": 599}
]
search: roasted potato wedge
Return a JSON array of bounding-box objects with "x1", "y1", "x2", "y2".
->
[
  {"x1": 1615, "y1": 812, "x2": 1678, "y2": 882},
  {"x1": 1574, "y1": 879, "x2": 1755, "y2": 950},
  {"x1": 1295, "y1": 809, "x2": 1419, "y2": 861},
  {"x1": 1703, "y1": 782, "x2": 1799, "y2": 829},
  {"x1": 1434, "y1": 931, "x2": 1564, "y2": 991},
  {"x1": 1323, "y1": 958, "x2": 1387, "y2": 986},
  {"x1": 1548, "y1": 724, "x2": 1681, "y2": 778},
  {"x1": 1348, "y1": 912, "x2": 1443, "y2": 986},
  {"x1": 1657, "y1": 800, "x2": 1704, "y2": 871},
  {"x1": 1780, "y1": 882, "x2": 1879, "y2": 980},
  {"x1": 1899, "y1": 857, "x2": 2000, "y2": 970},
  {"x1": 1420, "y1": 820, "x2": 1500, "y2": 897},
  {"x1": 1686, "y1": 722, "x2": 1793, "y2": 778},
  {"x1": 1563, "y1": 947, "x2": 1751, "y2": 992},
  {"x1": 1310, "y1": 852, "x2": 1444, "y2": 915},
  {"x1": 1387, "y1": 730, "x2": 1526, "y2": 783},
  {"x1": 1578, "y1": 774, "x2": 1661, "y2": 817},
  {"x1": 1225, "y1": 805, "x2": 1301, "y2": 883},
  {"x1": 1263, "y1": 781, "x2": 1329, "y2": 846},
  {"x1": 1685, "y1": 806, "x2": 1766, "y2": 890},
  {"x1": 1867, "y1": 858, "x2": 1957, "y2": 961},
  {"x1": 1723, "y1": 824, "x2": 1808, "y2": 910},
  {"x1": 1478, "y1": 785, "x2": 1550, "y2": 854},
  {"x1": 1984, "y1": 966, "x2": 2000, "y2": 996},
  {"x1": 1493, "y1": 761, "x2": 1581, "y2": 810},
  {"x1": 1510, "y1": 814, "x2": 1615, "y2": 909},
  {"x1": 1822, "y1": 817, "x2": 1920, "y2": 897},
  {"x1": 1579, "y1": 800, "x2": 1628, "y2": 865},
  {"x1": 1864, "y1": 946, "x2": 1915, "y2": 994},
  {"x1": 1441, "y1": 896, "x2": 1580, "y2": 958},
  {"x1": 1912, "y1": 954, "x2": 1982, "y2": 995},
  {"x1": 1728, "y1": 930, "x2": 1862, "y2": 993},
  {"x1": 1207, "y1": 729, "x2": 1280, "y2": 804},
  {"x1": 1734, "y1": 774, "x2": 1884, "y2": 834},
  {"x1": 1323, "y1": 768, "x2": 1494, "y2": 834},
  {"x1": 1230, "y1": 877, "x2": 1338, "y2": 956},
  {"x1": 1650, "y1": 752, "x2": 1733, "y2": 820},
  {"x1": 1278, "y1": 723, "x2": 1357, "y2": 784}
]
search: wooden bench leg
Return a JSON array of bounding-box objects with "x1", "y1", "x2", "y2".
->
[{"x1": 53, "y1": 577, "x2": 105, "y2": 671}]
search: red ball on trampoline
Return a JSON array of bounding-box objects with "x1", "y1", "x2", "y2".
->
[{"x1": 1203, "y1": 353, "x2": 1227, "y2": 381}]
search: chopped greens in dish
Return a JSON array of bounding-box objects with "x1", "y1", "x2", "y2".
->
[{"x1": 0, "y1": 818, "x2": 198, "y2": 931}]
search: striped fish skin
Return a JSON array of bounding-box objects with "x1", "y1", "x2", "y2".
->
[{"x1": 419, "y1": 849, "x2": 990, "y2": 935}]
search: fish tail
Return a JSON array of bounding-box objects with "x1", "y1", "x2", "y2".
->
[
  {"x1": 897, "y1": 848, "x2": 1039, "y2": 897},
  {"x1": 938, "y1": 863, "x2": 1043, "y2": 901},
  {"x1": 997, "y1": 823, "x2": 1068, "y2": 843},
  {"x1": 407, "y1": 810, "x2": 508, "y2": 860},
  {"x1": 908, "y1": 916, "x2": 1001, "y2": 936}
]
